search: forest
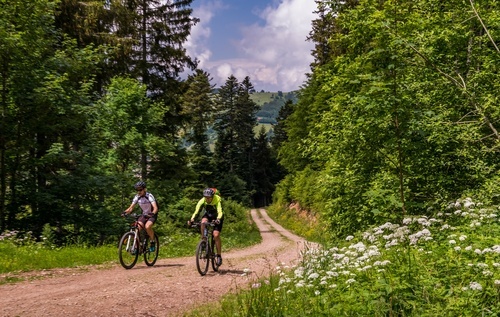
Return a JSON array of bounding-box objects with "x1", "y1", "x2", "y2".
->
[
  {"x1": 0, "y1": 0, "x2": 282, "y2": 245},
  {"x1": 1, "y1": 0, "x2": 499, "y2": 249}
]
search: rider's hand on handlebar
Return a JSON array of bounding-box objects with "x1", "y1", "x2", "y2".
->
[
  {"x1": 214, "y1": 219, "x2": 220, "y2": 225},
  {"x1": 121, "y1": 211, "x2": 127, "y2": 217}
]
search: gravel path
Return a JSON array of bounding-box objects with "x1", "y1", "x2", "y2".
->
[{"x1": 0, "y1": 209, "x2": 312, "y2": 317}]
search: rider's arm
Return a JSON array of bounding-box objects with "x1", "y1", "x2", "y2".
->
[
  {"x1": 124, "y1": 195, "x2": 139, "y2": 214},
  {"x1": 151, "y1": 201, "x2": 158, "y2": 214},
  {"x1": 124, "y1": 201, "x2": 136, "y2": 214},
  {"x1": 215, "y1": 195, "x2": 223, "y2": 220},
  {"x1": 191, "y1": 198, "x2": 205, "y2": 221}
]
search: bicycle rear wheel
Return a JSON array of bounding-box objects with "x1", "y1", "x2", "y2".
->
[
  {"x1": 196, "y1": 240, "x2": 209, "y2": 276},
  {"x1": 210, "y1": 237, "x2": 219, "y2": 272},
  {"x1": 118, "y1": 232, "x2": 139, "y2": 269},
  {"x1": 144, "y1": 233, "x2": 159, "y2": 266}
]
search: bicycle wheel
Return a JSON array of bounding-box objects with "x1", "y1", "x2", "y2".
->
[
  {"x1": 118, "y1": 232, "x2": 139, "y2": 269},
  {"x1": 210, "y1": 237, "x2": 219, "y2": 272},
  {"x1": 144, "y1": 233, "x2": 159, "y2": 266},
  {"x1": 196, "y1": 240, "x2": 209, "y2": 276}
]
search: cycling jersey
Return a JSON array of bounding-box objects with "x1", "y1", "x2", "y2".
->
[
  {"x1": 191, "y1": 194, "x2": 223, "y2": 220},
  {"x1": 132, "y1": 192, "x2": 156, "y2": 215}
]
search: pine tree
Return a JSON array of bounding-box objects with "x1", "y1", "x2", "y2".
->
[
  {"x1": 181, "y1": 69, "x2": 216, "y2": 186},
  {"x1": 213, "y1": 75, "x2": 259, "y2": 199}
]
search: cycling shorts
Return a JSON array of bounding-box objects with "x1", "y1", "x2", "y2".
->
[
  {"x1": 138, "y1": 213, "x2": 157, "y2": 225},
  {"x1": 202, "y1": 212, "x2": 224, "y2": 232}
]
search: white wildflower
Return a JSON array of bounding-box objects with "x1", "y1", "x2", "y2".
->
[{"x1": 469, "y1": 282, "x2": 483, "y2": 291}]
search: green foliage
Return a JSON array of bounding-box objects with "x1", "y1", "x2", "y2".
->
[
  {"x1": 0, "y1": 198, "x2": 259, "y2": 280},
  {"x1": 267, "y1": 204, "x2": 327, "y2": 244},
  {"x1": 186, "y1": 199, "x2": 500, "y2": 317},
  {"x1": 276, "y1": 0, "x2": 500, "y2": 239}
]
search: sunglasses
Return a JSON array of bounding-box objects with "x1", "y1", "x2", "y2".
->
[{"x1": 136, "y1": 188, "x2": 144, "y2": 192}]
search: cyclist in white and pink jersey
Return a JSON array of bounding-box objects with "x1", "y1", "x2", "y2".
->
[{"x1": 123, "y1": 181, "x2": 158, "y2": 252}]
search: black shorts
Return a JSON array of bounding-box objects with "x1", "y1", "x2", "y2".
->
[
  {"x1": 138, "y1": 213, "x2": 157, "y2": 225},
  {"x1": 202, "y1": 212, "x2": 224, "y2": 232}
]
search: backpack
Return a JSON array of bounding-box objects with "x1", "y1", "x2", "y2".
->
[{"x1": 210, "y1": 188, "x2": 219, "y2": 197}]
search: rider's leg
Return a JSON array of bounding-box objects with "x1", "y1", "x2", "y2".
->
[
  {"x1": 145, "y1": 220, "x2": 155, "y2": 240},
  {"x1": 200, "y1": 217, "x2": 208, "y2": 240},
  {"x1": 213, "y1": 230, "x2": 221, "y2": 255}
]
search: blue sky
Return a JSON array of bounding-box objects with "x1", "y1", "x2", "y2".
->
[{"x1": 186, "y1": 0, "x2": 317, "y2": 92}]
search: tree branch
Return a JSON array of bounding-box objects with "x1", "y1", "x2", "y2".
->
[{"x1": 469, "y1": 0, "x2": 500, "y2": 53}]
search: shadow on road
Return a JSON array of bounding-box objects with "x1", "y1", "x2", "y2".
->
[{"x1": 126, "y1": 263, "x2": 185, "y2": 270}]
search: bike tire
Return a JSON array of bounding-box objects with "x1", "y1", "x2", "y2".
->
[
  {"x1": 118, "y1": 232, "x2": 139, "y2": 269},
  {"x1": 196, "y1": 240, "x2": 209, "y2": 276},
  {"x1": 210, "y1": 237, "x2": 219, "y2": 272},
  {"x1": 144, "y1": 233, "x2": 159, "y2": 266}
]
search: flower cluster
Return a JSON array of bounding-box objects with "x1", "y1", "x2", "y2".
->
[{"x1": 272, "y1": 197, "x2": 500, "y2": 297}]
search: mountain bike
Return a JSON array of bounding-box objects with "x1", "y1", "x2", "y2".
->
[
  {"x1": 190, "y1": 221, "x2": 220, "y2": 276},
  {"x1": 118, "y1": 213, "x2": 159, "y2": 269}
]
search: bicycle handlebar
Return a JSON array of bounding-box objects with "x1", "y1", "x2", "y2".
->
[
  {"x1": 123, "y1": 212, "x2": 155, "y2": 219},
  {"x1": 189, "y1": 221, "x2": 216, "y2": 228}
]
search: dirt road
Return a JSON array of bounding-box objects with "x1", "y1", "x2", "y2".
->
[{"x1": 0, "y1": 209, "x2": 312, "y2": 317}]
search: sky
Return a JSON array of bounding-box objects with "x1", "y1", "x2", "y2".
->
[{"x1": 185, "y1": 0, "x2": 318, "y2": 92}]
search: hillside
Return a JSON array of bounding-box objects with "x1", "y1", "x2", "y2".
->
[{"x1": 250, "y1": 91, "x2": 297, "y2": 124}]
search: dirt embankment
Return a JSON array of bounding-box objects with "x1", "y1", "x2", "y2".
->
[{"x1": 0, "y1": 209, "x2": 313, "y2": 317}]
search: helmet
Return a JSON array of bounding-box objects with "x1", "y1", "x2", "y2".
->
[
  {"x1": 203, "y1": 188, "x2": 214, "y2": 197},
  {"x1": 134, "y1": 181, "x2": 146, "y2": 190}
]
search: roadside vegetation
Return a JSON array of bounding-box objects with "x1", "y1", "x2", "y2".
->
[
  {"x1": 0, "y1": 199, "x2": 260, "y2": 283},
  {"x1": 186, "y1": 198, "x2": 500, "y2": 316}
]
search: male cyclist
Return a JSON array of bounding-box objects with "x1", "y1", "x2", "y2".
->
[
  {"x1": 188, "y1": 188, "x2": 224, "y2": 266},
  {"x1": 122, "y1": 181, "x2": 158, "y2": 252}
]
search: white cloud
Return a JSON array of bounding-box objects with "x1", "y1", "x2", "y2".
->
[
  {"x1": 186, "y1": 0, "x2": 317, "y2": 92},
  {"x1": 185, "y1": 0, "x2": 225, "y2": 68}
]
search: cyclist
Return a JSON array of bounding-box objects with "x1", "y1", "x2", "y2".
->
[
  {"x1": 188, "y1": 188, "x2": 224, "y2": 266},
  {"x1": 122, "y1": 181, "x2": 158, "y2": 252}
]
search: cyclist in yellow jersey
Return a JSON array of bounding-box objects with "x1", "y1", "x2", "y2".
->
[{"x1": 188, "y1": 188, "x2": 224, "y2": 266}]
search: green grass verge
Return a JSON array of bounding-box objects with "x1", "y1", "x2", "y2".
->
[
  {"x1": 185, "y1": 198, "x2": 500, "y2": 316},
  {"x1": 0, "y1": 209, "x2": 261, "y2": 283}
]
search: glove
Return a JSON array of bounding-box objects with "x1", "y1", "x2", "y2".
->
[
  {"x1": 187, "y1": 220, "x2": 191, "y2": 227},
  {"x1": 214, "y1": 219, "x2": 220, "y2": 225},
  {"x1": 121, "y1": 211, "x2": 127, "y2": 217},
  {"x1": 147, "y1": 212, "x2": 155, "y2": 218}
]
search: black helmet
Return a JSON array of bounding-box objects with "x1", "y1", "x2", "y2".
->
[
  {"x1": 134, "y1": 181, "x2": 146, "y2": 190},
  {"x1": 203, "y1": 188, "x2": 214, "y2": 197}
]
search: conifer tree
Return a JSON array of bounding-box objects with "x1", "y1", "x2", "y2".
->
[
  {"x1": 181, "y1": 69, "x2": 216, "y2": 186},
  {"x1": 213, "y1": 75, "x2": 259, "y2": 199}
]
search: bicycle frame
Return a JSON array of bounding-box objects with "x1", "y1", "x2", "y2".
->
[
  {"x1": 191, "y1": 221, "x2": 220, "y2": 275},
  {"x1": 118, "y1": 213, "x2": 159, "y2": 269}
]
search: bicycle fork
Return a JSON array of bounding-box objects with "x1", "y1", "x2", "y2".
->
[{"x1": 125, "y1": 230, "x2": 141, "y2": 254}]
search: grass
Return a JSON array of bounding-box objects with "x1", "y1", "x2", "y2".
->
[
  {"x1": 250, "y1": 92, "x2": 276, "y2": 106},
  {"x1": 184, "y1": 197, "x2": 500, "y2": 316},
  {"x1": 0, "y1": 210, "x2": 261, "y2": 283}
]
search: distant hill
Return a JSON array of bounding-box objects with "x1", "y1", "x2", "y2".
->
[{"x1": 250, "y1": 91, "x2": 298, "y2": 124}]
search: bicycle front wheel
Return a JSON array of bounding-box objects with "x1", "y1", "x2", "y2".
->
[
  {"x1": 118, "y1": 232, "x2": 139, "y2": 269},
  {"x1": 210, "y1": 237, "x2": 219, "y2": 272},
  {"x1": 196, "y1": 240, "x2": 209, "y2": 276},
  {"x1": 144, "y1": 233, "x2": 159, "y2": 266}
]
